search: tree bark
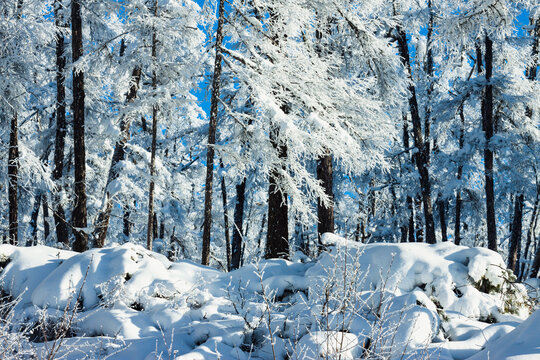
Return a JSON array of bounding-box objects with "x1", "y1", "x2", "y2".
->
[
  {"x1": 482, "y1": 34, "x2": 497, "y2": 251},
  {"x1": 93, "y1": 65, "x2": 141, "y2": 247},
  {"x1": 71, "y1": 0, "x2": 88, "y2": 252},
  {"x1": 201, "y1": 0, "x2": 226, "y2": 265},
  {"x1": 454, "y1": 105, "x2": 465, "y2": 245},
  {"x1": 424, "y1": 0, "x2": 434, "y2": 163},
  {"x1": 146, "y1": 2, "x2": 159, "y2": 251},
  {"x1": 317, "y1": 154, "x2": 334, "y2": 247},
  {"x1": 219, "y1": 161, "x2": 231, "y2": 271},
  {"x1": 42, "y1": 193, "x2": 51, "y2": 242},
  {"x1": 531, "y1": 236, "x2": 540, "y2": 278},
  {"x1": 53, "y1": 0, "x2": 69, "y2": 246},
  {"x1": 521, "y1": 18, "x2": 539, "y2": 280},
  {"x1": 402, "y1": 114, "x2": 416, "y2": 243},
  {"x1": 231, "y1": 179, "x2": 246, "y2": 270},
  {"x1": 395, "y1": 26, "x2": 436, "y2": 244},
  {"x1": 520, "y1": 196, "x2": 537, "y2": 280},
  {"x1": 8, "y1": 112, "x2": 18, "y2": 245},
  {"x1": 508, "y1": 194, "x2": 524, "y2": 273},
  {"x1": 438, "y1": 198, "x2": 448, "y2": 242},
  {"x1": 123, "y1": 203, "x2": 132, "y2": 238},
  {"x1": 266, "y1": 123, "x2": 289, "y2": 259},
  {"x1": 28, "y1": 192, "x2": 41, "y2": 246}
]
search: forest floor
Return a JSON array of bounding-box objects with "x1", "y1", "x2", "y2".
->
[{"x1": 0, "y1": 234, "x2": 539, "y2": 359}]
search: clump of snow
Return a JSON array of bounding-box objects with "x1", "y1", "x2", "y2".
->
[{"x1": 0, "y1": 236, "x2": 536, "y2": 359}]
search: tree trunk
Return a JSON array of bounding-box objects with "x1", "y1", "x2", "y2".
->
[
  {"x1": 424, "y1": 0, "x2": 434, "y2": 163},
  {"x1": 201, "y1": 0, "x2": 226, "y2": 265},
  {"x1": 415, "y1": 196, "x2": 424, "y2": 242},
  {"x1": 521, "y1": 18, "x2": 539, "y2": 280},
  {"x1": 231, "y1": 179, "x2": 246, "y2": 270},
  {"x1": 53, "y1": 0, "x2": 69, "y2": 246},
  {"x1": 402, "y1": 114, "x2": 416, "y2": 243},
  {"x1": 123, "y1": 203, "x2": 132, "y2": 238},
  {"x1": 93, "y1": 66, "x2": 141, "y2": 247},
  {"x1": 71, "y1": 0, "x2": 88, "y2": 252},
  {"x1": 317, "y1": 154, "x2": 334, "y2": 247},
  {"x1": 531, "y1": 237, "x2": 540, "y2": 278},
  {"x1": 395, "y1": 26, "x2": 436, "y2": 244},
  {"x1": 219, "y1": 161, "x2": 231, "y2": 271},
  {"x1": 520, "y1": 184, "x2": 539, "y2": 279},
  {"x1": 438, "y1": 198, "x2": 448, "y2": 242},
  {"x1": 508, "y1": 194, "x2": 524, "y2": 273},
  {"x1": 454, "y1": 105, "x2": 465, "y2": 245},
  {"x1": 152, "y1": 212, "x2": 158, "y2": 240},
  {"x1": 159, "y1": 217, "x2": 164, "y2": 240},
  {"x1": 42, "y1": 193, "x2": 51, "y2": 242},
  {"x1": 8, "y1": 112, "x2": 18, "y2": 245},
  {"x1": 266, "y1": 127, "x2": 289, "y2": 259},
  {"x1": 481, "y1": 34, "x2": 497, "y2": 252},
  {"x1": 29, "y1": 192, "x2": 41, "y2": 246},
  {"x1": 146, "y1": 0, "x2": 159, "y2": 251}
]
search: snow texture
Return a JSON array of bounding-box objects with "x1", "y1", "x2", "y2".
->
[{"x1": 0, "y1": 235, "x2": 537, "y2": 359}]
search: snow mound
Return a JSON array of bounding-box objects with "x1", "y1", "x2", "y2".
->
[{"x1": 0, "y1": 236, "x2": 535, "y2": 359}]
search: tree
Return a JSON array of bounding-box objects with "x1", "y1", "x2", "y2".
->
[
  {"x1": 201, "y1": 0, "x2": 226, "y2": 265},
  {"x1": 71, "y1": 0, "x2": 88, "y2": 252},
  {"x1": 481, "y1": 33, "x2": 497, "y2": 251},
  {"x1": 52, "y1": 0, "x2": 69, "y2": 246},
  {"x1": 8, "y1": 112, "x2": 18, "y2": 245},
  {"x1": 508, "y1": 194, "x2": 523, "y2": 272},
  {"x1": 394, "y1": 21, "x2": 436, "y2": 244},
  {"x1": 146, "y1": 0, "x2": 159, "y2": 251}
]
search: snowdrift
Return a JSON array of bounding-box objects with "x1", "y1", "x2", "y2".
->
[{"x1": 0, "y1": 234, "x2": 537, "y2": 359}]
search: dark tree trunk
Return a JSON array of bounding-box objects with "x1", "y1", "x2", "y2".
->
[
  {"x1": 400, "y1": 225, "x2": 408, "y2": 243},
  {"x1": 71, "y1": 0, "x2": 88, "y2": 252},
  {"x1": 159, "y1": 218, "x2": 165, "y2": 240},
  {"x1": 29, "y1": 192, "x2": 41, "y2": 246},
  {"x1": 53, "y1": 0, "x2": 69, "y2": 246},
  {"x1": 481, "y1": 34, "x2": 497, "y2": 252},
  {"x1": 520, "y1": 187, "x2": 539, "y2": 280},
  {"x1": 402, "y1": 114, "x2": 416, "y2": 243},
  {"x1": 201, "y1": 0, "x2": 226, "y2": 265},
  {"x1": 408, "y1": 201, "x2": 415, "y2": 243},
  {"x1": 520, "y1": 19, "x2": 539, "y2": 280},
  {"x1": 395, "y1": 26, "x2": 436, "y2": 244},
  {"x1": 93, "y1": 66, "x2": 141, "y2": 247},
  {"x1": 317, "y1": 154, "x2": 334, "y2": 247},
  {"x1": 415, "y1": 196, "x2": 424, "y2": 242},
  {"x1": 266, "y1": 123, "x2": 289, "y2": 259},
  {"x1": 123, "y1": 203, "x2": 132, "y2": 238},
  {"x1": 355, "y1": 200, "x2": 362, "y2": 242},
  {"x1": 146, "y1": 107, "x2": 157, "y2": 250},
  {"x1": 8, "y1": 113, "x2": 18, "y2": 245},
  {"x1": 256, "y1": 212, "x2": 267, "y2": 254},
  {"x1": 146, "y1": 1, "x2": 159, "y2": 251},
  {"x1": 438, "y1": 198, "x2": 448, "y2": 242},
  {"x1": 508, "y1": 194, "x2": 524, "y2": 273},
  {"x1": 42, "y1": 193, "x2": 51, "y2": 241},
  {"x1": 454, "y1": 105, "x2": 465, "y2": 245},
  {"x1": 424, "y1": 0, "x2": 434, "y2": 163},
  {"x1": 152, "y1": 212, "x2": 158, "y2": 240},
  {"x1": 231, "y1": 179, "x2": 246, "y2": 270},
  {"x1": 219, "y1": 162, "x2": 231, "y2": 271},
  {"x1": 531, "y1": 237, "x2": 540, "y2": 278}
]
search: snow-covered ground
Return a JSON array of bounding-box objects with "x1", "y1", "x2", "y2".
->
[{"x1": 0, "y1": 234, "x2": 538, "y2": 359}]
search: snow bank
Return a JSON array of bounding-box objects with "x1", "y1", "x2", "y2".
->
[{"x1": 0, "y1": 236, "x2": 535, "y2": 359}]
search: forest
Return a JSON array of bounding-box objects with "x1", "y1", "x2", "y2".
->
[{"x1": 0, "y1": 0, "x2": 539, "y2": 359}]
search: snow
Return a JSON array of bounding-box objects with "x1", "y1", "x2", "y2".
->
[{"x1": 0, "y1": 236, "x2": 538, "y2": 359}]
